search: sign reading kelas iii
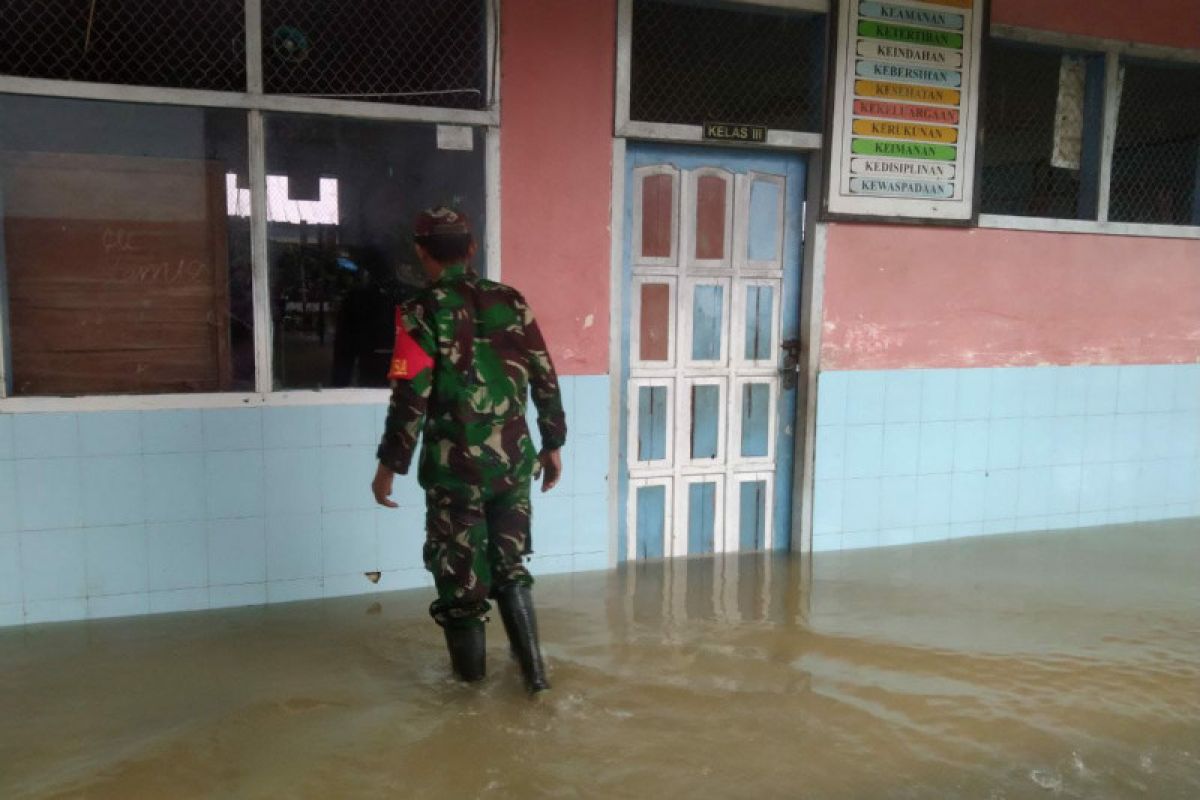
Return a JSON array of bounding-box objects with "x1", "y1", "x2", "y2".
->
[
  {"x1": 823, "y1": 0, "x2": 988, "y2": 223},
  {"x1": 703, "y1": 123, "x2": 768, "y2": 143}
]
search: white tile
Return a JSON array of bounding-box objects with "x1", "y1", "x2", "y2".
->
[
  {"x1": 13, "y1": 414, "x2": 78, "y2": 459},
  {"x1": 88, "y1": 593, "x2": 150, "y2": 620},
  {"x1": 208, "y1": 518, "x2": 267, "y2": 586},
  {"x1": 24, "y1": 598, "x2": 87, "y2": 625},
  {"x1": 20, "y1": 529, "x2": 86, "y2": 601},
  {"x1": 322, "y1": 572, "x2": 383, "y2": 598},
  {"x1": 149, "y1": 587, "x2": 210, "y2": 615},
  {"x1": 85, "y1": 524, "x2": 149, "y2": 596},
  {"x1": 0, "y1": 462, "x2": 15, "y2": 533},
  {"x1": 16, "y1": 459, "x2": 82, "y2": 531},
  {"x1": 0, "y1": 534, "x2": 21, "y2": 604},
  {"x1": 0, "y1": 603, "x2": 23, "y2": 627},
  {"x1": 267, "y1": 514, "x2": 323, "y2": 581},
  {"x1": 322, "y1": 510, "x2": 378, "y2": 575},
  {"x1": 267, "y1": 578, "x2": 324, "y2": 604},
  {"x1": 148, "y1": 521, "x2": 208, "y2": 591},
  {"x1": 209, "y1": 583, "x2": 267, "y2": 609}
]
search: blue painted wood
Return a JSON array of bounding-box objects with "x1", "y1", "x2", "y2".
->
[
  {"x1": 637, "y1": 385, "x2": 667, "y2": 461},
  {"x1": 687, "y1": 481, "x2": 716, "y2": 554},
  {"x1": 636, "y1": 484, "x2": 666, "y2": 559},
  {"x1": 691, "y1": 384, "x2": 720, "y2": 459},
  {"x1": 744, "y1": 285, "x2": 775, "y2": 361},
  {"x1": 691, "y1": 284, "x2": 724, "y2": 361},
  {"x1": 748, "y1": 180, "x2": 781, "y2": 262},
  {"x1": 739, "y1": 480, "x2": 766, "y2": 551},
  {"x1": 741, "y1": 382, "x2": 771, "y2": 457}
]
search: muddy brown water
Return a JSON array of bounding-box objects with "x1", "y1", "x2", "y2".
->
[{"x1": 1, "y1": 521, "x2": 1198, "y2": 799}]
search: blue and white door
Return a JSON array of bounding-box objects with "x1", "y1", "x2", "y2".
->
[{"x1": 620, "y1": 143, "x2": 806, "y2": 561}]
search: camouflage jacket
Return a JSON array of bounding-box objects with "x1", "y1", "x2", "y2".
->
[{"x1": 376, "y1": 262, "x2": 567, "y2": 496}]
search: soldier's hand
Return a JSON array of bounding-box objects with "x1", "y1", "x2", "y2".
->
[
  {"x1": 372, "y1": 462, "x2": 400, "y2": 508},
  {"x1": 538, "y1": 449, "x2": 562, "y2": 493}
]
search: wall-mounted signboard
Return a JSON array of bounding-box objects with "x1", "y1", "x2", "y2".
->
[{"x1": 822, "y1": 0, "x2": 988, "y2": 223}]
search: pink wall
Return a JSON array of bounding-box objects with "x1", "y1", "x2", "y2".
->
[
  {"x1": 992, "y1": 0, "x2": 1200, "y2": 50},
  {"x1": 499, "y1": 0, "x2": 615, "y2": 376},
  {"x1": 821, "y1": 225, "x2": 1200, "y2": 370}
]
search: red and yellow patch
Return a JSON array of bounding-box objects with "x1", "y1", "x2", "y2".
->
[{"x1": 388, "y1": 308, "x2": 433, "y2": 380}]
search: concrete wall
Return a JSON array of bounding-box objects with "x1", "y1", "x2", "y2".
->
[
  {"x1": 813, "y1": 1, "x2": 1200, "y2": 552},
  {"x1": 992, "y1": 0, "x2": 1200, "y2": 49},
  {"x1": 499, "y1": 0, "x2": 615, "y2": 376},
  {"x1": 821, "y1": 225, "x2": 1200, "y2": 370}
]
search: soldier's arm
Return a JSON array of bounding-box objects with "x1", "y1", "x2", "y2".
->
[
  {"x1": 520, "y1": 298, "x2": 567, "y2": 452},
  {"x1": 375, "y1": 304, "x2": 435, "y2": 476}
]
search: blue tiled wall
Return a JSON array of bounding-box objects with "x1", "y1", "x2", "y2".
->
[
  {"x1": 0, "y1": 374, "x2": 611, "y2": 627},
  {"x1": 814, "y1": 364, "x2": 1200, "y2": 551}
]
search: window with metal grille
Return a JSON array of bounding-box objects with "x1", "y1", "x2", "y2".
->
[
  {"x1": 262, "y1": 0, "x2": 490, "y2": 109},
  {"x1": 630, "y1": 0, "x2": 826, "y2": 132},
  {"x1": 980, "y1": 40, "x2": 1105, "y2": 220},
  {"x1": 1109, "y1": 59, "x2": 1200, "y2": 226},
  {"x1": 0, "y1": 0, "x2": 247, "y2": 91}
]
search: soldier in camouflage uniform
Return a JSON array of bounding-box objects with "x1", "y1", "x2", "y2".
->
[{"x1": 372, "y1": 207, "x2": 565, "y2": 693}]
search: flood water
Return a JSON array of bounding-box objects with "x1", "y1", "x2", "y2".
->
[{"x1": 2, "y1": 521, "x2": 1198, "y2": 799}]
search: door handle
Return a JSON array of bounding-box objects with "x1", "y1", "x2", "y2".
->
[{"x1": 780, "y1": 338, "x2": 802, "y2": 390}]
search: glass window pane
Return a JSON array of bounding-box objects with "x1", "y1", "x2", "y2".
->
[
  {"x1": 0, "y1": 95, "x2": 252, "y2": 396},
  {"x1": 690, "y1": 284, "x2": 724, "y2": 361},
  {"x1": 630, "y1": 1, "x2": 826, "y2": 131},
  {"x1": 263, "y1": 0, "x2": 489, "y2": 110},
  {"x1": 694, "y1": 175, "x2": 727, "y2": 260},
  {"x1": 639, "y1": 283, "x2": 671, "y2": 361},
  {"x1": 687, "y1": 481, "x2": 717, "y2": 554},
  {"x1": 739, "y1": 480, "x2": 767, "y2": 551},
  {"x1": 1109, "y1": 60, "x2": 1200, "y2": 226},
  {"x1": 637, "y1": 385, "x2": 669, "y2": 461},
  {"x1": 747, "y1": 180, "x2": 781, "y2": 262},
  {"x1": 640, "y1": 173, "x2": 674, "y2": 259},
  {"x1": 741, "y1": 383, "x2": 770, "y2": 457},
  {"x1": 1, "y1": 0, "x2": 246, "y2": 91},
  {"x1": 743, "y1": 285, "x2": 774, "y2": 361},
  {"x1": 980, "y1": 41, "x2": 1105, "y2": 220},
  {"x1": 690, "y1": 384, "x2": 720, "y2": 459},
  {"x1": 636, "y1": 484, "x2": 666, "y2": 559},
  {"x1": 265, "y1": 114, "x2": 485, "y2": 389}
]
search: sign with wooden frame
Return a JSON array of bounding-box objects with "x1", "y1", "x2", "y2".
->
[{"x1": 821, "y1": 0, "x2": 990, "y2": 224}]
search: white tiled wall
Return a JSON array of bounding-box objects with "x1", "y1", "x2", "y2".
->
[
  {"x1": 813, "y1": 364, "x2": 1200, "y2": 551},
  {"x1": 0, "y1": 374, "x2": 612, "y2": 627}
]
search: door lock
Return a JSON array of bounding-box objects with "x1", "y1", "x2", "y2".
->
[{"x1": 780, "y1": 338, "x2": 802, "y2": 390}]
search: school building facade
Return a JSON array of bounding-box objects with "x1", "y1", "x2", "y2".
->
[{"x1": 1, "y1": 0, "x2": 1198, "y2": 626}]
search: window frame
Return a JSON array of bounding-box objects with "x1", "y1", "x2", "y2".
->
[
  {"x1": 614, "y1": 0, "x2": 829, "y2": 149},
  {"x1": 980, "y1": 24, "x2": 1200, "y2": 240},
  {"x1": 0, "y1": 0, "x2": 501, "y2": 408}
]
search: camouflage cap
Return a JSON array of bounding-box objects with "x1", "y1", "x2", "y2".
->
[{"x1": 415, "y1": 206, "x2": 471, "y2": 238}]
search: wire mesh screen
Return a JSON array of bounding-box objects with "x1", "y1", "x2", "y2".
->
[
  {"x1": 980, "y1": 40, "x2": 1105, "y2": 220},
  {"x1": 630, "y1": 0, "x2": 826, "y2": 132},
  {"x1": 0, "y1": 0, "x2": 246, "y2": 91},
  {"x1": 1109, "y1": 59, "x2": 1200, "y2": 226},
  {"x1": 262, "y1": 0, "x2": 490, "y2": 109}
]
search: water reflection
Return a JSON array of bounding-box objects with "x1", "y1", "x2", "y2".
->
[
  {"x1": 2, "y1": 521, "x2": 1198, "y2": 799},
  {"x1": 621, "y1": 553, "x2": 808, "y2": 628}
]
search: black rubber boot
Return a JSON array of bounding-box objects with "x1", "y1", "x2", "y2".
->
[
  {"x1": 443, "y1": 623, "x2": 486, "y2": 683},
  {"x1": 497, "y1": 584, "x2": 549, "y2": 694}
]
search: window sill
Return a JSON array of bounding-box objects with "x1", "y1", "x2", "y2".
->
[
  {"x1": 978, "y1": 214, "x2": 1200, "y2": 240},
  {"x1": 0, "y1": 388, "x2": 391, "y2": 414}
]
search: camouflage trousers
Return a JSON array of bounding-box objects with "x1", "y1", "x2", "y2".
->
[{"x1": 423, "y1": 479, "x2": 534, "y2": 629}]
